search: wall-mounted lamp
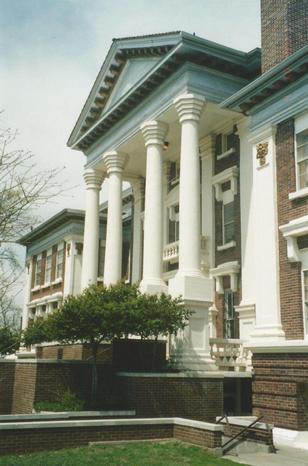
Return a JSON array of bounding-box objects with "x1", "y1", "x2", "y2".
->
[{"x1": 163, "y1": 141, "x2": 170, "y2": 150}]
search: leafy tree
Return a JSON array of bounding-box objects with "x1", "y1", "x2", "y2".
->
[
  {"x1": 22, "y1": 283, "x2": 191, "y2": 407},
  {"x1": 0, "y1": 326, "x2": 21, "y2": 356}
]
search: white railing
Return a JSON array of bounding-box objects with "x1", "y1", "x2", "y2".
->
[
  {"x1": 163, "y1": 237, "x2": 208, "y2": 264},
  {"x1": 163, "y1": 241, "x2": 179, "y2": 262},
  {"x1": 210, "y1": 338, "x2": 252, "y2": 372}
]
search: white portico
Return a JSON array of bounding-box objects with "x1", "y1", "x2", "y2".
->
[{"x1": 67, "y1": 31, "x2": 262, "y2": 371}]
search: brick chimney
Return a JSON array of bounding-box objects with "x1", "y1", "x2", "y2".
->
[{"x1": 261, "y1": 0, "x2": 308, "y2": 73}]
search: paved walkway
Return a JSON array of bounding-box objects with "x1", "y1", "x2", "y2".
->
[{"x1": 225, "y1": 445, "x2": 308, "y2": 466}]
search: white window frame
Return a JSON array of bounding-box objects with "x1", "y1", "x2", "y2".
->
[
  {"x1": 302, "y1": 267, "x2": 308, "y2": 339},
  {"x1": 290, "y1": 111, "x2": 308, "y2": 200},
  {"x1": 222, "y1": 201, "x2": 235, "y2": 245},
  {"x1": 44, "y1": 248, "x2": 52, "y2": 285},
  {"x1": 216, "y1": 132, "x2": 236, "y2": 160},
  {"x1": 55, "y1": 242, "x2": 65, "y2": 280},
  {"x1": 295, "y1": 128, "x2": 308, "y2": 191},
  {"x1": 34, "y1": 254, "x2": 42, "y2": 287}
]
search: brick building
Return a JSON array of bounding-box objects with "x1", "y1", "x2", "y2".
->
[
  {"x1": 19, "y1": 190, "x2": 132, "y2": 331},
  {"x1": 18, "y1": 0, "x2": 308, "y2": 440}
]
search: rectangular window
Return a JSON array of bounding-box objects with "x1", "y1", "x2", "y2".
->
[
  {"x1": 223, "y1": 290, "x2": 235, "y2": 339},
  {"x1": 55, "y1": 243, "x2": 65, "y2": 279},
  {"x1": 34, "y1": 255, "x2": 42, "y2": 287},
  {"x1": 297, "y1": 129, "x2": 308, "y2": 189},
  {"x1": 216, "y1": 132, "x2": 236, "y2": 157},
  {"x1": 223, "y1": 202, "x2": 235, "y2": 244},
  {"x1": 168, "y1": 204, "x2": 179, "y2": 243},
  {"x1": 168, "y1": 162, "x2": 180, "y2": 189},
  {"x1": 44, "y1": 249, "x2": 52, "y2": 284}
]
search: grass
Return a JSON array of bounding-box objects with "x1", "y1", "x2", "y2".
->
[{"x1": 0, "y1": 441, "x2": 248, "y2": 466}]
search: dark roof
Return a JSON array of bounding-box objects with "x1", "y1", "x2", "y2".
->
[{"x1": 221, "y1": 45, "x2": 308, "y2": 113}]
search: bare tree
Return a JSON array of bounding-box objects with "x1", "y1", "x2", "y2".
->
[{"x1": 0, "y1": 122, "x2": 65, "y2": 336}]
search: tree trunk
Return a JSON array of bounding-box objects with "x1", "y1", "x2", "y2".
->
[{"x1": 90, "y1": 344, "x2": 98, "y2": 408}]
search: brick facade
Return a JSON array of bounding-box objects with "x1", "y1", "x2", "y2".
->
[
  {"x1": 261, "y1": 0, "x2": 308, "y2": 72},
  {"x1": 276, "y1": 119, "x2": 307, "y2": 339},
  {"x1": 252, "y1": 353, "x2": 308, "y2": 430},
  {"x1": 117, "y1": 375, "x2": 224, "y2": 423},
  {"x1": 214, "y1": 132, "x2": 241, "y2": 338}
]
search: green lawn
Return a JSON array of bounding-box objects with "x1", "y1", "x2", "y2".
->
[{"x1": 0, "y1": 441, "x2": 248, "y2": 466}]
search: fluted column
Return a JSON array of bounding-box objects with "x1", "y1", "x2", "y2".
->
[
  {"x1": 103, "y1": 151, "x2": 128, "y2": 286},
  {"x1": 130, "y1": 177, "x2": 144, "y2": 284},
  {"x1": 175, "y1": 93, "x2": 205, "y2": 277},
  {"x1": 81, "y1": 168, "x2": 104, "y2": 290},
  {"x1": 139, "y1": 120, "x2": 168, "y2": 294}
]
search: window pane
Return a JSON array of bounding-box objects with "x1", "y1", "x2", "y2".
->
[
  {"x1": 298, "y1": 160, "x2": 308, "y2": 189},
  {"x1": 215, "y1": 134, "x2": 222, "y2": 155},
  {"x1": 224, "y1": 202, "x2": 234, "y2": 223},
  {"x1": 225, "y1": 223, "x2": 235, "y2": 243},
  {"x1": 226, "y1": 133, "x2": 234, "y2": 150}
]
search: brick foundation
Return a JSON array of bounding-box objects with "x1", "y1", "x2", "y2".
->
[
  {"x1": 252, "y1": 352, "x2": 308, "y2": 430},
  {"x1": 117, "y1": 375, "x2": 224, "y2": 422},
  {"x1": 0, "y1": 418, "x2": 223, "y2": 456}
]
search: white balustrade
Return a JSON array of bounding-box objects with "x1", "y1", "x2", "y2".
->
[
  {"x1": 163, "y1": 237, "x2": 207, "y2": 264},
  {"x1": 210, "y1": 338, "x2": 252, "y2": 372}
]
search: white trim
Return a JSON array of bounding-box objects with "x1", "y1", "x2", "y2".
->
[
  {"x1": 212, "y1": 166, "x2": 238, "y2": 202},
  {"x1": 217, "y1": 241, "x2": 236, "y2": 251},
  {"x1": 0, "y1": 417, "x2": 224, "y2": 433},
  {"x1": 289, "y1": 187, "x2": 308, "y2": 200},
  {"x1": 210, "y1": 261, "x2": 240, "y2": 294},
  {"x1": 280, "y1": 215, "x2": 308, "y2": 262},
  {"x1": 217, "y1": 147, "x2": 235, "y2": 160},
  {"x1": 245, "y1": 340, "x2": 308, "y2": 353}
]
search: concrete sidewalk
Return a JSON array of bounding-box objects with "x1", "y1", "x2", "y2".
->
[{"x1": 225, "y1": 445, "x2": 308, "y2": 466}]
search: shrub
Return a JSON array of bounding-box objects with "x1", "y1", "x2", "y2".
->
[{"x1": 34, "y1": 389, "x2": 85, "y2": 412}]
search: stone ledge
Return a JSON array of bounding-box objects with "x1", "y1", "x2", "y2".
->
[{"x1": 0, "y1": 417, "x2": 224, "y2": 433}]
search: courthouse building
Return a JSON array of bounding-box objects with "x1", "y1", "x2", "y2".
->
[{"x1": 20, "y1": 0, "x2": 308, "y2": 437}]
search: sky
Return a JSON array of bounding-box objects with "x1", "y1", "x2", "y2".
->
[{"x1": 0, "y1": 0, "x2": 261, "y2": 299}]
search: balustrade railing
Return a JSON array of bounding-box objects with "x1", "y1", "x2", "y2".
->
[{"x1": 210, "y1": 338, "x2": 252, "y2": 372}]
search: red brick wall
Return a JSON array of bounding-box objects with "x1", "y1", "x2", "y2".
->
[
  {"x1": 117, "y1": 376, "x2": 223, "y2": 423},
  {"x1": 276, "y1": 120, "x2": 307, "y2": 339},
  {"x1": 0, "y1": 422, "x2": 223, "y2": 456},
  {"x1": 0, "y1": 424, "x2": 174, "y2": 456},
  {"x1": 11, "y1": 363, "x2": 37, "y2": 414},
  {"x1": 214, "y1": 134, "x2": 241, "y2": 338},
  {"x1": 252, "y1": 353, "x2": 308, "y2": 430},
  {"x1": 261, "y1": 0, "x2": 308, "y2": 72},
  {"x1": 0, "y1": 363, "x2": 15, "y2": 414},
  {"x1": 36, "y1": 344, "x2": 112, "y2": 364}
]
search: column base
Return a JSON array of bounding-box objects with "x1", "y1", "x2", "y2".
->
[
  {"x1": 170, "y1": 348, "x2": 218, "y2": 371},
  {"x1": 248, "y1": 324, "x2": 285, "y2": 341},
  {"x1": 139, "y1": 278, "x2": 168, "y2": 295},
  {"x1": 168, "y1": 273, "x2": 213, "y2": 302}
]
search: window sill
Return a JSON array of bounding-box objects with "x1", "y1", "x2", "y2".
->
[
  {"x1": 289, "y1": 187, "x2": 308, "y2": 201},
  {"x1": 217, "y1": 241, "x2": 236, "y2": 251},
  {"x1": 31, "y1": 286, "x2": 41, "y2": 292},
  {"x1": 41, "y1": 282, "x2": 51, "y2": 289},
  {"x1": 52, "y1": 278, "x2": 63, "y2": 285},
  {"x1": 217, "y1": 147, "x2": 235, "y2": 160}
]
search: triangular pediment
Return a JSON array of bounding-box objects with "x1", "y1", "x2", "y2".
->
[{"x1": 68, "y1": 32, "x2": 181, "y2": 148}]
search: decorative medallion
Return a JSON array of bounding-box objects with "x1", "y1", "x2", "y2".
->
[{"x1": 256, "y1": 142, "x2": 268, "y2": 167}]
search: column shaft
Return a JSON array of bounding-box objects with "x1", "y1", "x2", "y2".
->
[
  {"x1": 103, "y1": 151, "x2": 127, "y2": 286},
  {"x1": 140, "y1": 121, "x2": 168, "y2": 293},
  {"x1": 81, "y1": 169, "x2": 104, "y2": 290},
  {"x1": 178, "y1": 119, "x2": 201, "y2": 275}
]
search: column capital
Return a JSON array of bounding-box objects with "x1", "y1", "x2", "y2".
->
[
  {"x1": 83, "y1": 168, "x2": 105, "y2": 190},
  {"x1": 140, "y1": 120, "x2": 168, "y2": 147},
  {"x1": 174, "y1": 93, "x2": 205, "y2": 123},
  {"x1": 103, "y1": 151, "x2": 128, "y2": 174}
]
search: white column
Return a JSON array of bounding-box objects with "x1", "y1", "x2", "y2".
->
[
  {"x1": 21, "y1": 259, "x2": 33, "y2": 330},
  {"x1": 139, "y1": 120, "x2": 168, "y2": 294},
  {"x1": 176, "y1": 93, "x2": 204, "y2": 277},
  {"x1": 81, "y1": 168, "x2": 104, "y2": 290},
  {"x1": 249, "y1": 126, "x2": 285, "y2": 341},
  {"x1": 169, "y1": 93, "x2": 216, "y2": 371},
  {"x1": 103, "y1": 151, "x2": 127, "y2": 286},
  {"x1": 130, "y1": 177, "x2": 144, "y2": 284}
]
